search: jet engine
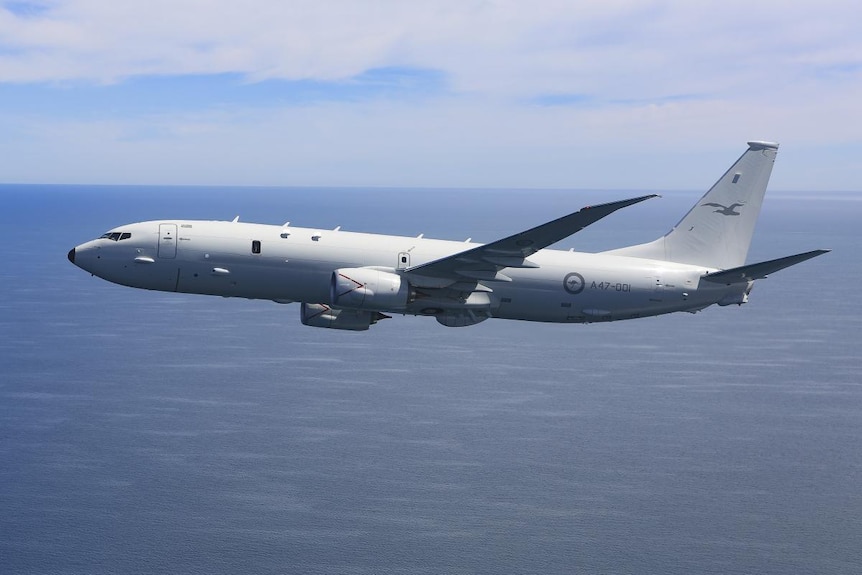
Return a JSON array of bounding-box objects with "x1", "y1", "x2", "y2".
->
[
  {"x1": 300, "y1": 303, "x2": 388, "y2": 331},
  {"x1": 330, "y1": 268, "x2": 411, "y2": 311}
]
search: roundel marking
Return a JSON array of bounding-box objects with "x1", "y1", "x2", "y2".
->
[{"x1": 563, "y1": 272, "x2": 585, "y2": 295}]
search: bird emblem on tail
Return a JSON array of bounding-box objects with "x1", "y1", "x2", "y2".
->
[{"x1": 702, "y1": 202, "x2": 744, "y2": 216}]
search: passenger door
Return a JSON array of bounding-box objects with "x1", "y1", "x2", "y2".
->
[{"x1": 158, "y1": 223, "x2": 177, "y2": 259}]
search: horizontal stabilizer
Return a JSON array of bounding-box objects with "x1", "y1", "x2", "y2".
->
[{"x1": 702, "y1": 249, "x2": 830, "y2": 284}]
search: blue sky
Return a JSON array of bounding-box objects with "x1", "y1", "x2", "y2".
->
[{"x1": 1, "y1": 0, "x2": 860, "y2": 190}]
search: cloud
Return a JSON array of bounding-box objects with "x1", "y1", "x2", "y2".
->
[
  {"x1": 0, "y1": 0, "x2": 860, "y2": 188},
  {"x1": 3, "y1": 1, "x2": 858, "y2": 95}
]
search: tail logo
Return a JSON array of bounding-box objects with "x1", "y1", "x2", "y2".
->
[{"x1": 702, "y1": 202, "x2": 744, "y2": 216}]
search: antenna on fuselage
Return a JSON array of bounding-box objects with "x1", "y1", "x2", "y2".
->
[{"x1": 231, "y1": 216, "x2": 240, "y2": 223}]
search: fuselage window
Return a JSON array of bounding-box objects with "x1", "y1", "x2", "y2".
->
[{"x1": 252, "y1": 240, "x2": 261, "y2": 254}]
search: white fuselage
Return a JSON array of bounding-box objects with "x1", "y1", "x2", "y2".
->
[{"x1": 70, "y1": 219, "x2": 749, "y2": 324}]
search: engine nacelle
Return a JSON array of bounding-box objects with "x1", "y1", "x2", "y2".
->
[
  {"x1": 300, "y1": 303, "x2": 388, "y2": 331},
  {"x1": 331, "y1": 268, "x2": 411, "y2": 311}
]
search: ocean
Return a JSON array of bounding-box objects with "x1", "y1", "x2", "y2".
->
[{"x1": 1, "y1": 185, "x2": 860, "y2": 574}]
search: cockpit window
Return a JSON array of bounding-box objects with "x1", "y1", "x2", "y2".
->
[{"x1": 99, "y1": 232, "x2": 132, "y2": 241}]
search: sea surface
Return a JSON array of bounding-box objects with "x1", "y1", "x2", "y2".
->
[{"x1": 1, "y1": 185, "x2": 860, "y2": 574}]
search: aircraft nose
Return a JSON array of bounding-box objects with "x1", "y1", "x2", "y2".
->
[{"x1": 67, "y1": 248, "x2": 76, "y2": 264}]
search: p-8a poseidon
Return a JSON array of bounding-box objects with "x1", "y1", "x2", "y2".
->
[{"x1": 68, "y1": 142, "x2": 828, "y2": 331}]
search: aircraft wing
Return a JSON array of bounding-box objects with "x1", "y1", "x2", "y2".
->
[
  {"x1": 701, "y1": 249, "x2": 830, "y2": 284},
  {"x1": 404, "y1": 195, "x2": 658, "y2": 285}
]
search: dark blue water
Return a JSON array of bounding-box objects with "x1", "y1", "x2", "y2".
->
[{"x1": 2, "y1": 185, "x2": 860, "y2": 574}]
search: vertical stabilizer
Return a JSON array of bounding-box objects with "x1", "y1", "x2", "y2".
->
[{"x1": 604, "y1": 141, "x2": 778, "y2": 269}]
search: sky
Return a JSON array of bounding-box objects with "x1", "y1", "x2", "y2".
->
[{"x1": 1, "y1": 0, "x2": 860, "y2": 190}]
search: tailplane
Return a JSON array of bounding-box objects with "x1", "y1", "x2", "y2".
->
[
  {"x1": 701, "y1": 249, "x2": 830, "y2": 284},
  {"x1": 605, "y1": 141, "x2": 779, "y2": 269}
]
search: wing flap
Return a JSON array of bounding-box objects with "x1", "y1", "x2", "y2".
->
[
  {"x1": 480, "y1": 256, "x2": 540, "y2": 268},
  {"x1": 454, "y1": 270, "x2": 513, "y2": 282},
  {"x1": 702, "y1": 249, "x2": 830, "y2": 284}
]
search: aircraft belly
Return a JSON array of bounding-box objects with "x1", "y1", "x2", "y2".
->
[
  {"x1": 494, "y1": 264, "x2": 683, "y2": 323},
  {"x1": 96, "y1": 250, "x2": 179, "y2": 292},
  {"x1": 174, "y1": 257, "x2": 329, "y2": 302},
  {"x1": 116, "y1": 264, "x2": 178, "y2": 292}
]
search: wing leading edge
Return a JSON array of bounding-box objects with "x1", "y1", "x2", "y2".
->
[{"x1": 403, "y1": 194, "x2": 658, "y2": 286}]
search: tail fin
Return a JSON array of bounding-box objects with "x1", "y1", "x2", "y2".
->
[{"x1": 604, "y1": 141, "x2": 779, "y2": 269}]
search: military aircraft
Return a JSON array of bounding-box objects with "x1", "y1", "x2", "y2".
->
[{"x1": 68, "y1": 141, "x2": 828, "y2": 330}]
